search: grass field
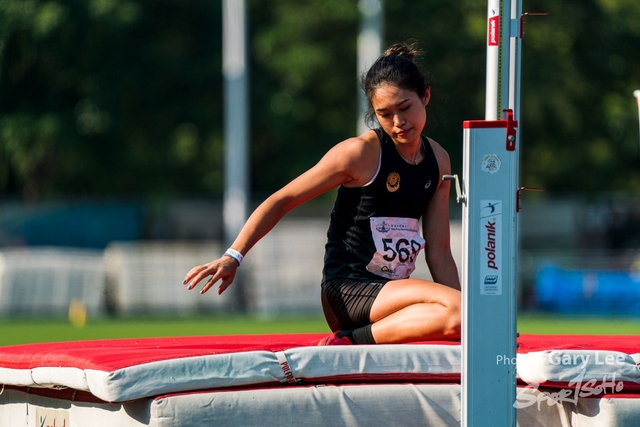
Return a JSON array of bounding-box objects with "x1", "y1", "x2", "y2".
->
[{"x1": 0, "y1": 313, "x2": 638, "y2": 346}]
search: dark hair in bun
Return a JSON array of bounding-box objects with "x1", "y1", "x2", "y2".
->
[{"x1": 361, "y1": 41, "x2": 431, "y2": 128}]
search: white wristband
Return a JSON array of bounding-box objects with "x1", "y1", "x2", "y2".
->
[{"x1": 223, "y1": 248, "x2": 244, "y2": 265}]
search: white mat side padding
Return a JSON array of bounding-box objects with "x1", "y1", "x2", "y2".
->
[
  {"x1": 517, "y1": 350, "x2": 640, "y2": 389},
  {"x1": 0, "y1": 387, "x2": 151, "y2": 427},
  {"x1": 574, "y1": 394, "x2": 640, "y2": 426},
  {"x1": 287, "y1": 344, "x2": 461, "y2": 382},
  {"x1": 151, "y1": 384, "x2": 463, "y2": 427},
  {"x1": 85, "y1": 350, "x2": 284, "y2": 402},
  {"x1": 6, "y1": 383, "x2": 634, "y2": 427}
]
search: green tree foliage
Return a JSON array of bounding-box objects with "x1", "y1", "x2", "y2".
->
[
  {"x1": 0, "y1": 0, "x2": 639, "y2": 200},
  {"x1": 249, "y1": 0, "x2": 359, "y2": 196},
  {"x1": 521, "y1": 0, "x2": 640, "y2": 192},
  {"x1": 0, "y1": 0, "x2": 224, "y2": 199}
]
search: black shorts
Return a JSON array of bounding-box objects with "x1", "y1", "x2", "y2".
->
[{"x1": 320, "y1": 278, "x2": 388, "y2": 332}]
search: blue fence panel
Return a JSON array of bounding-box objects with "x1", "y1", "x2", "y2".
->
[
  {"x1": 0, "y1": 202, "x2": 144, "y2": 249},
  {"x1": 535, "y1": 264, "x2": 640, "y2": 315}
]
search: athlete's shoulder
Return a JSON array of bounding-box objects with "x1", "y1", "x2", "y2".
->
[
  {"x1": 423, "y1": 135, "x2": 445, "y2": 154},
  {"x1": 341, "y1": 129, "x2": 379, "y2": 151},
  {"x1": 330, "y1": 130, "x2": 380, "y2": 165},
  {"x1": 321, "y1": 130, "x2": 380, "y2": 187},
  {"x1": 424, "y1": 136, "x2": 451, "y2": 175}
]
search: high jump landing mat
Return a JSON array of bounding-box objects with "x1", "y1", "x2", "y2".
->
[{"x1": 0, "y1": 333, "x2": 638, "y2": 426}]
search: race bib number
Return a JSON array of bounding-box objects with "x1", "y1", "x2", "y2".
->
[{"x1": 366, "y1": 217, "x2": 425, "y2": 279}]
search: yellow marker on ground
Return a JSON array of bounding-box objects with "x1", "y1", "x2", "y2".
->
[{"x1": 68, "y1": 298, "x2": 87, "y2": 328}]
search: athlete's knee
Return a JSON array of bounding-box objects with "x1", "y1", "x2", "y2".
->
[{"x1": 442, "y1": 300, "x2": 461, "y2": 339}]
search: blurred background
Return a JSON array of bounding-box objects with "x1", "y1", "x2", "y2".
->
[{"x1": 0, "y1": 0, "x2": 639, "y2": 321}]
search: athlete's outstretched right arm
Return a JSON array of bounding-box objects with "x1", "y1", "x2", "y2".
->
[{"x1": 182, "y1": 132, "x2": 380, "y2": 295}]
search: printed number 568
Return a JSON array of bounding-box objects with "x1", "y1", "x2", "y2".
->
[{"x1": 382, "y1": 238, "x2": 421, "y2": 263}]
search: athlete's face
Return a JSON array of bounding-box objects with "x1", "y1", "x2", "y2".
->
[{"x1": 371, "y1": 84, "x2": 430, "y2": 145}]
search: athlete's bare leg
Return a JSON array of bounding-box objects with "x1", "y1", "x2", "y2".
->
[{"x1": 369, "y1": 279, "x2": 461, "y2": 343}]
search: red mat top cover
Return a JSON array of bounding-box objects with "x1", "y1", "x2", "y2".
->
[{"x1": 0, "y1": 334, "x2": 460, "y2": 402}]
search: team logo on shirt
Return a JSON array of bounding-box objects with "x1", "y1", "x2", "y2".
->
[{"x1": 386, "y1": 172, "x2": 400, "y2": 192}]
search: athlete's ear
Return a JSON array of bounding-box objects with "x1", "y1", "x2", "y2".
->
[{"x1": 422, "y1": 86, "x2": 431, "y2": 107}]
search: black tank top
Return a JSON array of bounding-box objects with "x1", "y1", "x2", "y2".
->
[{"x1": 323, "y1": 128, "x2": 441, "y2": 282}]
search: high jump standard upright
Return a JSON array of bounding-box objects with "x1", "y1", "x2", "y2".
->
[{"x1": 448, "y1": 0, "x2": 532, "y2": 425}]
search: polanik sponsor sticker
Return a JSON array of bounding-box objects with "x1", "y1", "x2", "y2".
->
[{"x1": 480, "y1": 200, "x2": 502, "y2": 295}]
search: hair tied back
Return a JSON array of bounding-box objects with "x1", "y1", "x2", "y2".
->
[{"x1": 383, "y1": 41, "x2": 421, "y2": 62}]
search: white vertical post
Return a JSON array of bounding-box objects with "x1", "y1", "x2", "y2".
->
[
  {"x1": 357, "y1": 0, "x2": 384, "y2": 135},
  {"x1": 223, "y1": 0, "x2": 249, "y2": 249},
  {"x1": 499, "y1": 0, "x2": 511, "y2": 115},
  {"x1": 485, "y1": 0, "x2": 500, "y2": 120},
  {"x1": 634, "y1": 90, "x2": 640, "y2": 148},
  {"x1": 223, "y1": 0, "x2": 249, "y2": 309},
  {"x1": 508, "y1": 0, "x2": 522, "y2": 118}
]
